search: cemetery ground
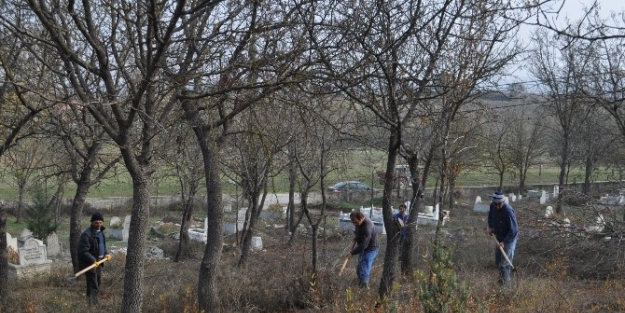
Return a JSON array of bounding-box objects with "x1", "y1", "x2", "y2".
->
[{"x1": 4, "y1": 192, "x2": 625, "y2": 312}]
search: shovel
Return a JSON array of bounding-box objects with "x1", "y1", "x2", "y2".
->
[
  {"x1": 492, "y1": 234, "x2": 514, "y2": 270},
  {"x1": 67, "y1": 254, "x2": 112, "y2": 281}
]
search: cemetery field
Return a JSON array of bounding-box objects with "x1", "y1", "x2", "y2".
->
[
  {"x1": 5, "y1": 194, "x2": 625, "y2": 312},
  {"x1": 0, "y1": 163, "x2": 614, "y2": 202}
]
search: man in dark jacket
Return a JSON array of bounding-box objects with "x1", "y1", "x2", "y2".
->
[
  {"x1": 347, "y1": 210, "x2": 379, "y2": 289},
  {"x1": 79, "y1": 212, "x2": 109, "y2": 305},
  {"x1": 488, "y1": 191, "x2": 518, "y2": 286}
]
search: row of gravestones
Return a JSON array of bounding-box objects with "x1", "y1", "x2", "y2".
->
[{"x1": 6, "y1": 231, "x2": 55, "y2": 279}]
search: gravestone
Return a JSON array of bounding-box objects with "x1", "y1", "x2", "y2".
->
[
  {"x1": 18, "y1": 238, "x2": 49, "y2": 266},
  {"x1": 19, "y1": 228, "x2": 33, "y2": 241},
  {"x1": 251, "y1": 236, "x2": 263, "y2": 250},
  {"x1": 553, "y1": 185, "x2": 559, "y2": 197},
  {"x1": 6, "y1": 232, "x2": 18, "y2": 252},
  {"x1": 473, "y1": 196, "x2": 490, "y2": 213},
  {"x1": 109, "y1": 215, "x2": 127, "y2": 241},
  {"x1": 540, "y1": 191, "x2": 548, "y2": 204},
  {"x1": 110, "y1": 216, "x2": 121, "y2": 227},
  {"x1": 9, "y1": 237, "x2": 53, "y2": 279},
  {"x1": 46, "y1": 232, "x2": 61, "y2": 258},
  {"x1": 122, "y1": 215, "x2": 131, "y2": 242}
]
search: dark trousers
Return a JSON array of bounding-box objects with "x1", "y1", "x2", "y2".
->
[{"x1": 85, "y1": 266, "x2": 102, "y2": 305}]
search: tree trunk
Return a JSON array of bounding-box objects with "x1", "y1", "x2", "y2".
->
[
  {"x1": 518, "y1": 166, "x2": 526, "y2": 194},
  {"x1": 583, "y1": 155, "x2": 593, "y2": 195},
  {"x1": 378, "y1": 126, "x2": 401, "y2": 298},
  {"x1": 121, "y1": 171, "x2": 151, "y2": 313},
  {"x1": 288, "y1": 141, "x2": 296, "y2": 233},
  {"x1": 0, "y1": 203, "x2": 8, "y2": 310},
  {"x1": 16, "y1": 184, "x2": 24, "y2": 223},
  {"x1": 238, "y1": 191, "x2": 260, "y2": 267},
  {"x1": 197, "y1": 140, "x2": 224, "y2": 313},
  {"x1": 556, "y1": 137, "x2": 569, "y2": 214},
  {"x1": 69, "y1": 182, "x2": 91, "y2": 272},
  {"x1": 175, "y1": 193, "x2": 196, "y2": 262}
]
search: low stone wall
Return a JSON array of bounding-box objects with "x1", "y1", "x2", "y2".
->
[{"x1": 455, "y1": 181, "x2": 625, "y2": 200}]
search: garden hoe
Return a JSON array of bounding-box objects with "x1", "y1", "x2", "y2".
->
[
  {"x1": 338, "y1": 242, "x2": 356, "y2": 276},
  {"x1": 492, "y1": 234, "x2": 515, "y2": 271},
  {"x1": 67, "y1": 254, "x2": 112, "y2": 282}
]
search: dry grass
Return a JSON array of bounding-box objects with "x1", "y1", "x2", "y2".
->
[{"x1": 5, "y1": 198, "x2": 625, "y2": 312}]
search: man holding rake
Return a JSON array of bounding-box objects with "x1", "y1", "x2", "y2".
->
[{"x1": 488, "y1": 191, "x2": 518, "y2": 287}]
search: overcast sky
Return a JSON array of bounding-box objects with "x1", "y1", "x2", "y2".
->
[{"x1": 501, "y1": 0, "x2": 625, "y2": 90}]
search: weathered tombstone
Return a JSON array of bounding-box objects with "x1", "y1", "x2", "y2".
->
[
  {"x1": 553, "y1": 185, "x2": 559, "y2": 197},
  {"x1": 108, "y1": 216, "x2": 125, "y2": 241},
  {"x1": 19, "y1": 228, "x2": 33, "y2": 241},
  {"x1": 19, "y1": 238, "x2": 49, "y2": 266},
  {"x1": 46, "y1": 232, "x2": 61, "y2": 258},
  {"x1": 110, "y1": 216, "x2": 121, "y2": 227},
  {"x1": 251, "y1": 236, "x2": 263, "y2": 250},
  {"x1": 511, "y1": 194, "x2": 517, "y2": 202},
  {"x1": 187, "y1": 218, "x2": 207, "y2": 243},
  {"x1": 473, "y1": 196, "x2": 490, "y2": 213},
  {"x1": 545, "y1": 206, "x2": 554, "y2": 218},
  {"x1": 540, "y1": 191, "x2": 548, "y2": 204},
  {"x1": 122, "y1": 215, "x2": 131, "y2": 242}
]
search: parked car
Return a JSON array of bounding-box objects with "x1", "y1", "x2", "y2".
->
[{"x1": 327, "y1": 181, "x2": 374, "y2": 193}]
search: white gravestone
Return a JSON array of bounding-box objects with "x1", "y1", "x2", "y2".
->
[
  {"x1": 19, "y1": 228, "x2": 33, "y2": 241},
  {"x1": 540, "y1": 191, "x2": 548, "y2": 204},
  {"x1": 110, "y1": 216, "x2": 121, "y2": 227},
  {"x1": 18, "y1": 238, "x2": 49, "y2": 266},
  {"x1": 473, "y1": 196, "x2": 490, "y2": 213},
  {"x1": 46, "y1": 232, "x2": 61, "y2": 258},
  {"x1": 251, "y1": 236, "x2": 263, "y2": 250},
  {"x1": 6, "y1": 232, "x2": 18, "y2": 252},
  {"x1": 9, "y1": 237, "x2": 53, "y2": 279},
  {"x1": 122, "y1": 215, "x2": 131, "y2": 242}
]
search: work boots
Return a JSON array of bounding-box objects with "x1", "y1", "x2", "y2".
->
[{"x1": 358, "y1": 280, "x2": 370, "y2": 290}]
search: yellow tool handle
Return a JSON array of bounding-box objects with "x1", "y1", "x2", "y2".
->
[
  {"x1": 492, "y1": 235, "x2": 514, "y2": 269},
  {"x1": 74, "y1": 254, "x2": 112, "y2": 277}
]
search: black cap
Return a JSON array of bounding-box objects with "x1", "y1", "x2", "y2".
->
[{"x1": 91, "y1": 212, "x2": 104, "y2": 222}]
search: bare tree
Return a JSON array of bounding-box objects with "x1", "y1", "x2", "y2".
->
[
  {"x1": 0, "y1": 7, "x2": 48, "y2": 306},
  {"x1": 5, "y1": 139, "x2": 47, "y2": 223},
  {"x1": 42, "y1": 100, "x2": 122, "y2": 272},
  {"x1": 156, "y1": 125, "x2": 204, "y2": 262},
  {"x1": 530, "y1": 29, "x2": 594, "y2": 213},
  {"x1": 311, "y1": 0, "x2": 530, "y2": 298},
  {"x1": 504, "y1": 102, "x2": 548, "y2": 193},
  {"x1": 532, "y1": 1, "x2": 625, "y2": 41},
  {"x1": 3, "y1": 1, "x2": 211, "y2": 311}
]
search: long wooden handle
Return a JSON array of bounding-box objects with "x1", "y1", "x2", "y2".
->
[
  {"x1": 338, "y1": 257, "x2": 350, "y2": 276},
  {"x1": 338, "y1": 242, "x2": 356, "y2": 276},
  {"x1": 74, "y1": 254, "x2": 112, "y2": 277},
  {"x1": 492, "y1": 235, "x2": 514, "y2": 269}
]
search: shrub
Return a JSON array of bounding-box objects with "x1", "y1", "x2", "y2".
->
[
  {"x1": 24, "y1": 185, "x2": 57, "y2": 241},
  {"x1": 418, "y1": 243, "x2": 472, "y2": 313}
]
